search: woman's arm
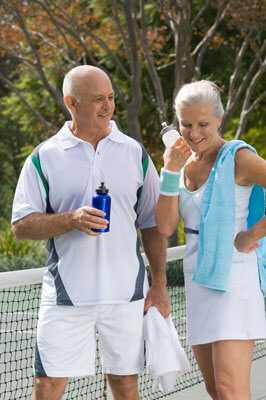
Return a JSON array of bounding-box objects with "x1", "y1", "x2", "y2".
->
[
  {"x1": 235, "y1": 148, "x2": 266, "y2": 188},
  {"x1": 234, "y1": 148, "x2": 266, "y2": 253},
  {"x1": 155, "y1": 137, "x2": 191, "y2": 237},
  {"x1": 155, "y1": 194, "x2": 180, "y2": 237},
  {"x1": 235, "y1": 216, "x2": 266, "y2": 253}
]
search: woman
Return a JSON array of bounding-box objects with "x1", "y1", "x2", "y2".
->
[{"x1": 155, "y1": 80, "x2": 266, "y2": 400}]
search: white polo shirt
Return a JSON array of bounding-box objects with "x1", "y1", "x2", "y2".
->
[{"x1": 12, "y1": 121, "x2": 160, "y2": 306}]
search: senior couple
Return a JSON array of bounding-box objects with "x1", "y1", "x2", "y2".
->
[{"x1": 12, "y1": 65, "x2": 266, "y2": 400}]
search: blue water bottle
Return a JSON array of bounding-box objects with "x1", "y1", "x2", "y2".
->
[{"x1": 92, "y1": 182, "x2": 111, "y2": 233}]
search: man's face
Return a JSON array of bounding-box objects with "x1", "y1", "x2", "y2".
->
[{"x1": 75, "y1": 75, "x2": 115, "y2": 133}]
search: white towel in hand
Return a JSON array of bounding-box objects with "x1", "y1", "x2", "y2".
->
[{"x1": 143, "y1": 306, "x2": 190, "y2": 394}]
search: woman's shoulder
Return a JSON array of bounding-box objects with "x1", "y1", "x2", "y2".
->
[
  {"x1": 234, "y1": 146, "x2": 266, "y2": 187},
  {"x1": 219, "y1": 140, "x2": 258, "y2": 166},
  {"x1": 234, "y1": 146, "x2": 259, "y2": 165}
]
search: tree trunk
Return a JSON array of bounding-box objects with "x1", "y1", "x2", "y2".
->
[
  {"x1": 126, "y1": 105, "x2": 142, "y2": 141},
  {"x1": 172, "y1": 0, "x2": 194, "y2": 99}
]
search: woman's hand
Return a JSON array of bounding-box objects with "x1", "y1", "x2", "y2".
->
[
  {"x1": 234, "y1": 230, "x2": 260, "y2": 253},
  {"x1": 163, "y1": 137, "x2": 192, "y2": 172}
]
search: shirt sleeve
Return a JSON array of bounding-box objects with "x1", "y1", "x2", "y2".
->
[
  {"x1": 11, "y1": 155, "x2": 47, "y2": 224},
  {"x1": 136, "y1": 155, "x2": 160, "y2": 229}
]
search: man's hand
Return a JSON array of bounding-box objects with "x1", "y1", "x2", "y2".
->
[
  {"x1": 12, "y1": 206, "x2": 109, "y2": 241},
  {"x1": 234, "y1": 230, "x2": 260, "y2": 253},
  {"x1": 144, "y1": 286, "x2": 171, "y2": 319},
  {"x1": 140, "y1": 226, "x2": 170, "y2": 318},
  {"x1": 72, "y1": 206, "x2": 109, "y2": 236}
]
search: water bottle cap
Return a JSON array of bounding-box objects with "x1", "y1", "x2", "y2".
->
[
  {"x1": 160, "y1": 121, "x2": 176, "y2": 135},
  {"x1": 96, "y1": 182, "x2": 109, "y2": 194}
]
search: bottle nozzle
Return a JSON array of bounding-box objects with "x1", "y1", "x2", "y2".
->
[
  {"x1": 160, "y1": 121, "x2": 170, "y2": 135},
  {"x1": 96, "y1": 182, "x2": 109, "y2": 194}
]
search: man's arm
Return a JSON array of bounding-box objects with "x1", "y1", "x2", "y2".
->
[
  {"x1": 12, "y1": 206, "x2": 109, "y2": 240},
  {"x1": 141, "y1": 226, "x2": 171, "y2": 318}
]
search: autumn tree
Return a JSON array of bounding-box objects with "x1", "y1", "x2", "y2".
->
[
  {"x1": 1, "y1": 0, "x2": 265, "y2": 245},
  {"x1": 0, "y1": 0, "x2": 265, "y2": 142}
]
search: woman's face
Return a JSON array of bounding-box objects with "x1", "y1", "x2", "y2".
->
[{"x1": 177, "y1": 101, "x2": 223, "y2": 152}]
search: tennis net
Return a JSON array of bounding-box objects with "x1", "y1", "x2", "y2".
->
[{"x1": 1, "y1": 246, "x2": 265, "y2": 400}]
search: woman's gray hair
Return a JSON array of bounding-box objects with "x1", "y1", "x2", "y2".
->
[{"x1": 175, "y1": 80, "x2": 224, "y2": 118}]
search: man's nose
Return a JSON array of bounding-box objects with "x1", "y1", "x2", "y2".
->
[
  {"x1": 102, "y1": 98, "x2": 108, "y2": 108},
  {"x1": 102, "y1": 98, "x2": 112, "y2": 108}
]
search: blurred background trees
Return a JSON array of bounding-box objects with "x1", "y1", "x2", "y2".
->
[{"x1": 0, "y1": 0, "x2": 265, "y2": 263}]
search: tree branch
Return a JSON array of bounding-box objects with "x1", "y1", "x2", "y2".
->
[
  {"x1": 0, "y1": 39, "x2": 38, "y2": 77},
  {"x1": 163, "y1": 1, "x2": 194, "y2": 97},
  {"x1": 192, "y1": 1, "x2": 230, "y2": 78},
  {"x1": 0, "y1": 72, "x2": 58, "y2": 132},
  {"x1": 235, "y1": 59, "x2": 266, "y2": 139},
  {"x1": 111, "y1": 0, "x2": 132, "y2": 66},
  {"x1": 34, "y1": 0, "x2": 79, "y2": 63},
  {"x1": 191, "y1": 0, "x2": 211, "y2": 27},
  {"x1": 222, "y1": 37, "x2": 266, "y2": 130},
  {"x1": 134, "y1": 0, "x2": 166, "y2": 120},
  {"x1": 13, "y1": 2, "x2": 68, "y2": 115},
  {"x1": 223, "y1": 65, "x2": 260, "y2": 133},
  {"x1": 225, "y1": 30, "x2": 253, "y2": 114},
  {"x1": 35, "y1": 3, "x2": 128, "y2": 108},
  {"x1": 47, "y1": 0, "x2": 131, "y2": 81},
  {"x1": 247, "y1": 90, "x2": 266, "y2": 115}
]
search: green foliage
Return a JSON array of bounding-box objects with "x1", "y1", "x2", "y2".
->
[
  {"x1": 0, "y1": 254, "x2": 46, "y2": 272},
  {"x1": 243, "y1": 128, "x2": 266, "y2": 159},
  {"x1": 1, "y1": 73, "x2": 59, "y2": 143},
  {"x1": 223, "y1": 108, "x2": 266, "y2": 159},
  {"x1": 242, "y1": 107, "x2": 266, "y2": 159},
  {"x1": 0, "y1": 185, "x2": 14, "y2": 223},
  {"x1": 178, "y1": 218, "x2": 186, "y2": 246},
  {"x1": 16, "y1": 146, "x2": 35, "y2": 166},
  {"x1": 0, "y1": 218, "x2": 47, "y2": 259},
  {"x1": 0, "y1": 71, "x2": 61, "y2": 221},
  {"x1": 223, "y1": 118, "x2": 239, "y2": 141}
]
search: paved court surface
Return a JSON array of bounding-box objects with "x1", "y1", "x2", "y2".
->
[{"x1": 165, "y1": 357, "x2": 266, "y2": 400}]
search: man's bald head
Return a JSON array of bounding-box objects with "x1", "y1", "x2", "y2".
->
[
  {"x1": 62, "y1": 65, "x2": 111, "y2": 102},
  {"x1": 62, "y1": 65, "x2": 115, "y2": 134}
]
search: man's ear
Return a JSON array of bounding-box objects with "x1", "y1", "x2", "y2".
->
[{"x1": 64, "y1": 95, "x2": 76, "y2": 113}]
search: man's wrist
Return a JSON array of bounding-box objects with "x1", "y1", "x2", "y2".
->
[
  {"x1": 66, "y1": 210, "x2": 76, "y2": 231},
  {"x1": 150, "y1": 278, "x2": 167, "y2": 289}
]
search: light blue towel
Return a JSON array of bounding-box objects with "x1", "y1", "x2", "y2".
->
[{"x1": 193, "y1": 140, "x2": 266, "y2": 296}]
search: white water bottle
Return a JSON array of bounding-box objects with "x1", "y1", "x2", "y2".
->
[{"x1": 160, "y1": 122, "x2": 180, "y2": 148}]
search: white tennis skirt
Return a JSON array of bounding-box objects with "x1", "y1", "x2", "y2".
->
[{"x1": 184, "y1": 251, "x2": 266, "y2": 346}]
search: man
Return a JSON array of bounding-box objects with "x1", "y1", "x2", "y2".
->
[{"x1": 12, "y1": 65, "x2": 170, "y2": 400}]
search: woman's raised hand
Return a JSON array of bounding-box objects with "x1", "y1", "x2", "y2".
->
[{"x1": 163, "y1": 137, "x2": 192, "y2": 172}]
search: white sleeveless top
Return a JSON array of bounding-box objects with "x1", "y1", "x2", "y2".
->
[
  {"x1": 178, "y1": 167, "x2": 266, "y2": 345},
  {"x1": 179, "y1": 168, "x2": 255, "y2": 274}
]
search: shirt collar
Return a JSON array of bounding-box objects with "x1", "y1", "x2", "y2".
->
[
  {"x1": 58, "y1": 120, "x2": 125, "y2": 150},
  {"x1": 108, "y1": 120, "x2": 125, "y2": 143}
]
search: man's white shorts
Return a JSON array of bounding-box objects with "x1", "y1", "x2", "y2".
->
[{"x1": 34, "y1": 299, "x2": 145, "y2": 377}]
